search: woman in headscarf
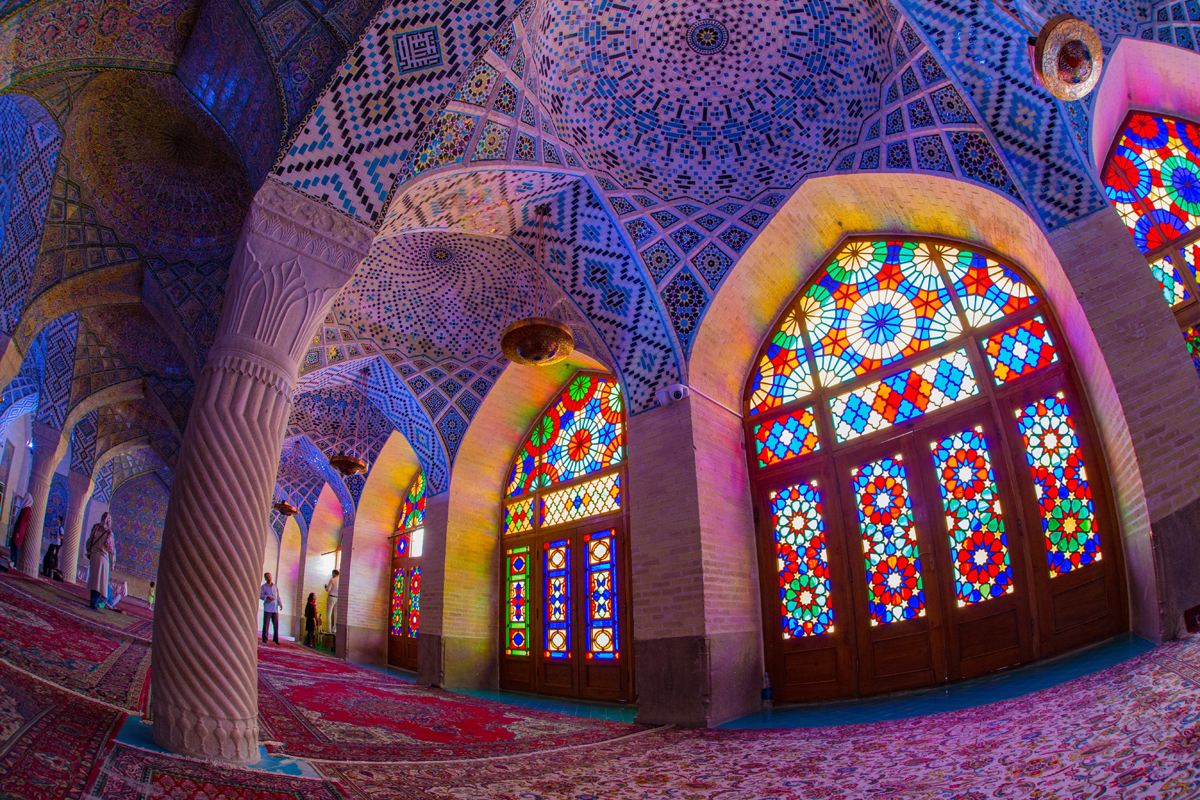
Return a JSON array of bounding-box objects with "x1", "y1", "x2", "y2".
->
[
  {"x1": 8, "y1": 494, "x2": 31, "y2": 569},
  {"x1": 85, "y1": 512, "x2": 115, "y2": 609}
]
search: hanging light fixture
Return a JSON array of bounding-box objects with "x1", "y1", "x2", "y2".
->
[
  {"x1": 501, "y1": 202, "x2": 575, "y2": 366},
  {"x1": 997, "y1": 1, "x2": 1102, "y2": 102},
  {"x1": 273, "y1": 441, "x2": 300, "y2": 517},
  {"x1": 329, "y1": 366, "x2": 370, "y2": 477}
]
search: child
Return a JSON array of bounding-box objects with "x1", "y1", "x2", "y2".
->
[{"x1": 147, "y1": 581, "x2": 156, "y2": 610}]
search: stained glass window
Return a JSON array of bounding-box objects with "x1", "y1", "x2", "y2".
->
[
  {"x1": 852, "y1": 455, "x2": 925, "y2": 626},
  {"x1": 507, "y1": 441, "x2": 540, "y2": 497},
  {"x1": 543, "y1": 540, "x2": 571, "y2": 659},
  {"x1": 982, "y1": 315, "x2": 1059, "y2": 384},
  {"x1": 541, "y1": 473, "x2": 622, "y2": 528},
  {"x1": 830, "y1": 348, "x2": 979, "y2": 442},
  {"x1": 395, "y1": 532, "x2": 409, "y2": 558},
  {"x1": 749, "y1": 308, "x2": 814, "y2": 415},
  {"x1": 753, "y1": 407, "x2": 820, "y2": 467},
  {"x1": 401, "y1": 471, "x2": 426, "y2": 530},
  {"x1": 1185, "y1": 326, "x2": 1200, "y2": 379},
  {"x1": 930, "y1": 427, "x2": 1013, "y2": 606},
  {"x1": 408, "y1": 567, "x2": 420, "y2": 637},
  {"x1": 505, "y1": 498, "x2": 534, "y2": 535},
  {"x1": 1015, "y1": 393, "x2": 1102, "y2": 577},
  {"x1": 505, "y1": 546, "x2": 529, "y2": 656},
  {"x1": 1150, "y1": 255, "x2": 1189, "y2": 306},
  {"x1": 770, "y1": 481, "x2": 833, "y2": 637},
  {"x1": 390, "y1": 568, "x2": 405, "y2": 635},
  {"x1": 803, "y1": 241, "x2": 960, "y2": 387},
  {"x1": 1104, "y1": 114, "x2": 1200, "y2": 253},
  {"x1": 939, "y1": 247, "x2": 1037, "y2": 326},
  {"x1": 585, "y1": 529, "x2": 618, "y2": 659}
]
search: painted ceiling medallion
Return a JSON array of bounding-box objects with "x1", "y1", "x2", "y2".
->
[
  {"x1": 501, "y1": 203, "x2": 575, "y2": 366},
  {"x1": 686, "y1": 20, "x2": 729, "y2": 55},
  {"x1": 429, "y1": 246, "x2": 455, "y2": 263},
  {"x1": 1034, "y1": 15, "x2": 1103, "y2": 102}
]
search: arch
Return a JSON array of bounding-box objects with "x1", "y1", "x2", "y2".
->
[
  {"x1": 303, "y1": 483, "x2": 345, "y2": 635},
  {"x1": 348, "y1": 430, "x2": 420, "y2": 664},
  {"x1": 277, "y1": 515, "x2": 305, "y2": 638},
  {"x1": 692, "y1": 171, "x2": 1200, "y2": 643}
]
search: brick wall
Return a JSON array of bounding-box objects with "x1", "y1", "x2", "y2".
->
[{"x1": 303, "y1": 484, "x2": 344, "y2": 629}]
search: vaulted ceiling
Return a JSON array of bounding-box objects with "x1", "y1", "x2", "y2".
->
[{"x1": 0, "y1": 0, "x2": 1189, "y2": 523}]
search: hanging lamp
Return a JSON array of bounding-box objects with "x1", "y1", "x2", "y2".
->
[
  {"x1": 273, "y1": 441, "x2": 300, "y2": 517},
  {"x1": 996, "y1": 1, "x2": 1102, "y2": 102},
  {"x1": 329, "y1": 367, "x2": 371, "y2": 476},
  {"x1": 501, "y1": 203, "x2": 575, "y2": 366}
]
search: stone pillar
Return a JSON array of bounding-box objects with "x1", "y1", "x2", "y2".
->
[
  {"x1": 16, "y1": 422, "x2": 65, "y2": 577},
  {"x1": 150, "y1": 179, "x2": 372, "y2": 763},
  {"x1": 333, "y1": 523, "x2": 354, "y2": 658},
  {"x1": 626, "y1": 394, "x2": 763, "y2": 727},
  {"x1": 416, "y1": 490, "x2": 451, "y2": 687},
  {"x1": 60, "y1": 470, "x2": 93, "y2": 584}
]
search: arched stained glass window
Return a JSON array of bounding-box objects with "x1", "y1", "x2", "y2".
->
[
  {"x1": 747, "y1": 238, "x2": 1124, "y2": 704},
  {"x1": 388, "y1": 470, "x2": 424, "y2": 670},
  {"x1": 501, "y1": 372, "x2": 630, "y2": 702},
  {"x1": 1103, "y1": 113, "x2": 1200, "y2": 377}
]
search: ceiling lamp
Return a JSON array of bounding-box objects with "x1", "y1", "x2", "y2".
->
[
  {"x1": 329, "y1": 367, "x2": 371, "y2": 477},
  {"x1": 501, "y1": 203, "x2": 575, "y2": 366},
  {"x1": 1032, "y1": 15, "x2": 1102, "y2": 102},
  {"x1": 273, "y1": 441, "x2": 299, "y2": 517}
]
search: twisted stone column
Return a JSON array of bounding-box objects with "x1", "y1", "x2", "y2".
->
[
  {"x1": 59, "y1": 470, "x2": 93, "y2": 583},
  {"x1": 150, "y1": 179, "x2": 372, "y2": 763},
  {"x1": 16, "y1": 422, "x2": 66, "y2": 577}
]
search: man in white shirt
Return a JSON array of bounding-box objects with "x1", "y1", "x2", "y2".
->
[
  {"x1": 324, "y1": 570, "x2": 339, "y2": 634},
  {"x1": 260, "y1": 573, "x2": 282, "y2": 644}
]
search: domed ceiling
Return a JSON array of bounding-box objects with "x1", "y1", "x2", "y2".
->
[{"x1": 534, "y1": 0, "x2": 891, "y2": 200}]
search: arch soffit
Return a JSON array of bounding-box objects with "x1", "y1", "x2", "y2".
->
[
  {"x1": 356, "y1": 429, "x2": 421, "y2": 547},
  {"x1": 1091, "y1": 38, "x2": 1200, "y2": 175},
  {"x1": 307, "y1": 482, "x2": 346, "y2": 560}
]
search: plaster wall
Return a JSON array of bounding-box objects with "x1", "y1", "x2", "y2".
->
[
  {"x1": 277, "y1": 516, "x2": 303, "y2": 636},
  {"x1": 258, "y1": 528, "x2": 281, "y2": 636},
  {"x1": 303, "y1": 484, "x2": 344, "y2": 633}
]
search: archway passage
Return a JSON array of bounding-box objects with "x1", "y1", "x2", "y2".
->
[
  {"x1": 389, "y1": 470, "x2": 425, "y2": 670},
  {"x1": 500, "y1": 371, "x2": 631, "y2": 702},
  {"x1": 1102, "y1": 111, "x2": 1200, "y2": 374},
  {"x1": 746, "y1": 239, "x2": 1126, "y2": 703}
]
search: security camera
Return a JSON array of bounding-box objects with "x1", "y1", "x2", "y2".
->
[{"x1": 655, "y1": 383, "x2": 691, "y2": 406}]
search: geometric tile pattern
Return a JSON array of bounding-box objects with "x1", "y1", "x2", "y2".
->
[
  {"x1": 33, "y1": 313, "x2": 78, "y2": 431},
  {"x1": 0, "y1": 94, "x2": 62, "y2": 337}
]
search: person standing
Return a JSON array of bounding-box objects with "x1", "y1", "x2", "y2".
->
[
  {"x1": 8, "y1": 495, "x2": 30, "y2": 569},
  {"x1": 324, "y1": 569, "x2": 340, "y2": 634},
  {"x1": 304, "y1": 592, "x2": 318, "y2": 647},
  {"x1": 41, "y1": 516, "x2": 63, "y2": 577},
  {"x1": 260, "y1": 573, "x2": 281, "y2": 644},
  {"x1": 147, "y1": 581, "x2": 156, "y2": 610},
  {"x1": 85, "y1": 513, "x2": 115, "y2": 609}
]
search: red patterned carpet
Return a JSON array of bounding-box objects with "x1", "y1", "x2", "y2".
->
[
  {"x1": 321, "y1": 637, "x2": 1200, "y2": 799},
  {"x1": 257, "y1": 643, "x2": 642, "y2": 762},
  {"x1": 87, "y1": 743, "x2": 348, "y2": 799},
  {"x1": 0, "y1": 576, "x2": 152, "y2": 712},
  {"x1": 0, "y1": 660, "x2": 123, "y2": 800},
  {"x1": 0, "y1": 573, "x2": 155, "y2": 639}
]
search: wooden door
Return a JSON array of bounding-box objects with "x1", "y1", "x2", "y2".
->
[
  {"x1": 387, "y1": 561, "x2": 420, "y2": 670},
  {"x1": 755, "y1": 460, "x2": 858, "y2": 702}
]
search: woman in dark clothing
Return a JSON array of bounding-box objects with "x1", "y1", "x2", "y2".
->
[{"x1": 304, "y1": 593, "x2": 318, "y2": 647}]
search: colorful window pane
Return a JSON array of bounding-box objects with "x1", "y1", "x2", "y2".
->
[
  {"x1": 539, "y1": 375, "x2": 624, "y2": 486},
  {"x1": 507, "y1": 441, "x2": 540, "y2": 497},
  {"x1": 1150, "y1": 255, "x2": 1189, "y2": 306},
  {"x1": 585, "y1": 529, "x2": 619, "y2": 659},
  {"x1": 770, "y1": 481, "x2": 833, "y2": 637},
  {"x1": 852, "y1": 455, "x2": 925, "y2": 625},
  {"x1": 390, "y1": 568, "x2": 405, "y2": 635},
  {"x1": 930, "y1": 427, "x2": 1014, "y2": 606},
  {"x1": 802, "y1": 240, "x2": 960, "y2": 387},
  {"x1": 408, "y1": 567, "x2": 421, "y2": 638},
  {"x1": 1180, "y1": 241, "x2": 1200, "y2": 284},
  {"x1": 753, "y1": 407, "x2": 820, "y2": 467},
  {"x1": 505, "y1": 498, "x2": 534, "y2": 534},
  {"x1": 1015, "y1": 393, "x2": 1102, "y2": 577},
  {"x1": 540, "y1": 473, "x2": 622, "y2": 527},
  {"x1": 401, "y1": 471, "x2": 426, "y2": 529},
  {"x1": 940, "y1": 247, "x2": 1037, "y2": 326},
  {"x1": 749, "y1": 308, "x2": 814, "y2": 415},
  {"x1": 505, "y1": 547, "x2": 529, "y2": 655},
  {"x1": 543, "y1": 540, "x2": 571, "y2": 659},
  {"x1": 1104, "y1": 114, "x2": 1200, "y2": 253},
  {"x1": 395, "y1": 532, "x2": 409, "y2": 558},
  {"x1": 830, "y1": 348, "x2": 979, "y2": 442},
  {"x1": 1185, "y1": 326, "x2": 1200, "y2": 380},
  {"x1": 982, "y1": 315, "x2": 1059, "y2": 384}
]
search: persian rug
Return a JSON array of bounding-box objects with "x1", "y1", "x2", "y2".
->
[
  {"x1": 258, "y1": 642, "x2": 371, "y2": 676},
  {"x1": 257, "y1": 645, "x2": 641, "y2": 762},
  {"x1": 0, "y1": 573, "x2": 155, "y2": 639},
  {"x1": 0, "y1": 578, "x2": 152, "y2": 712},
  {"x1": 86, "y1": 742, "x2": 350, "y2": 799},
  {"x1": 324, "y1": 637, "x2": 1200, "y2": 799},
  {"x1": 0, "y1": 660, "x2": 123, "y2": 800}
]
